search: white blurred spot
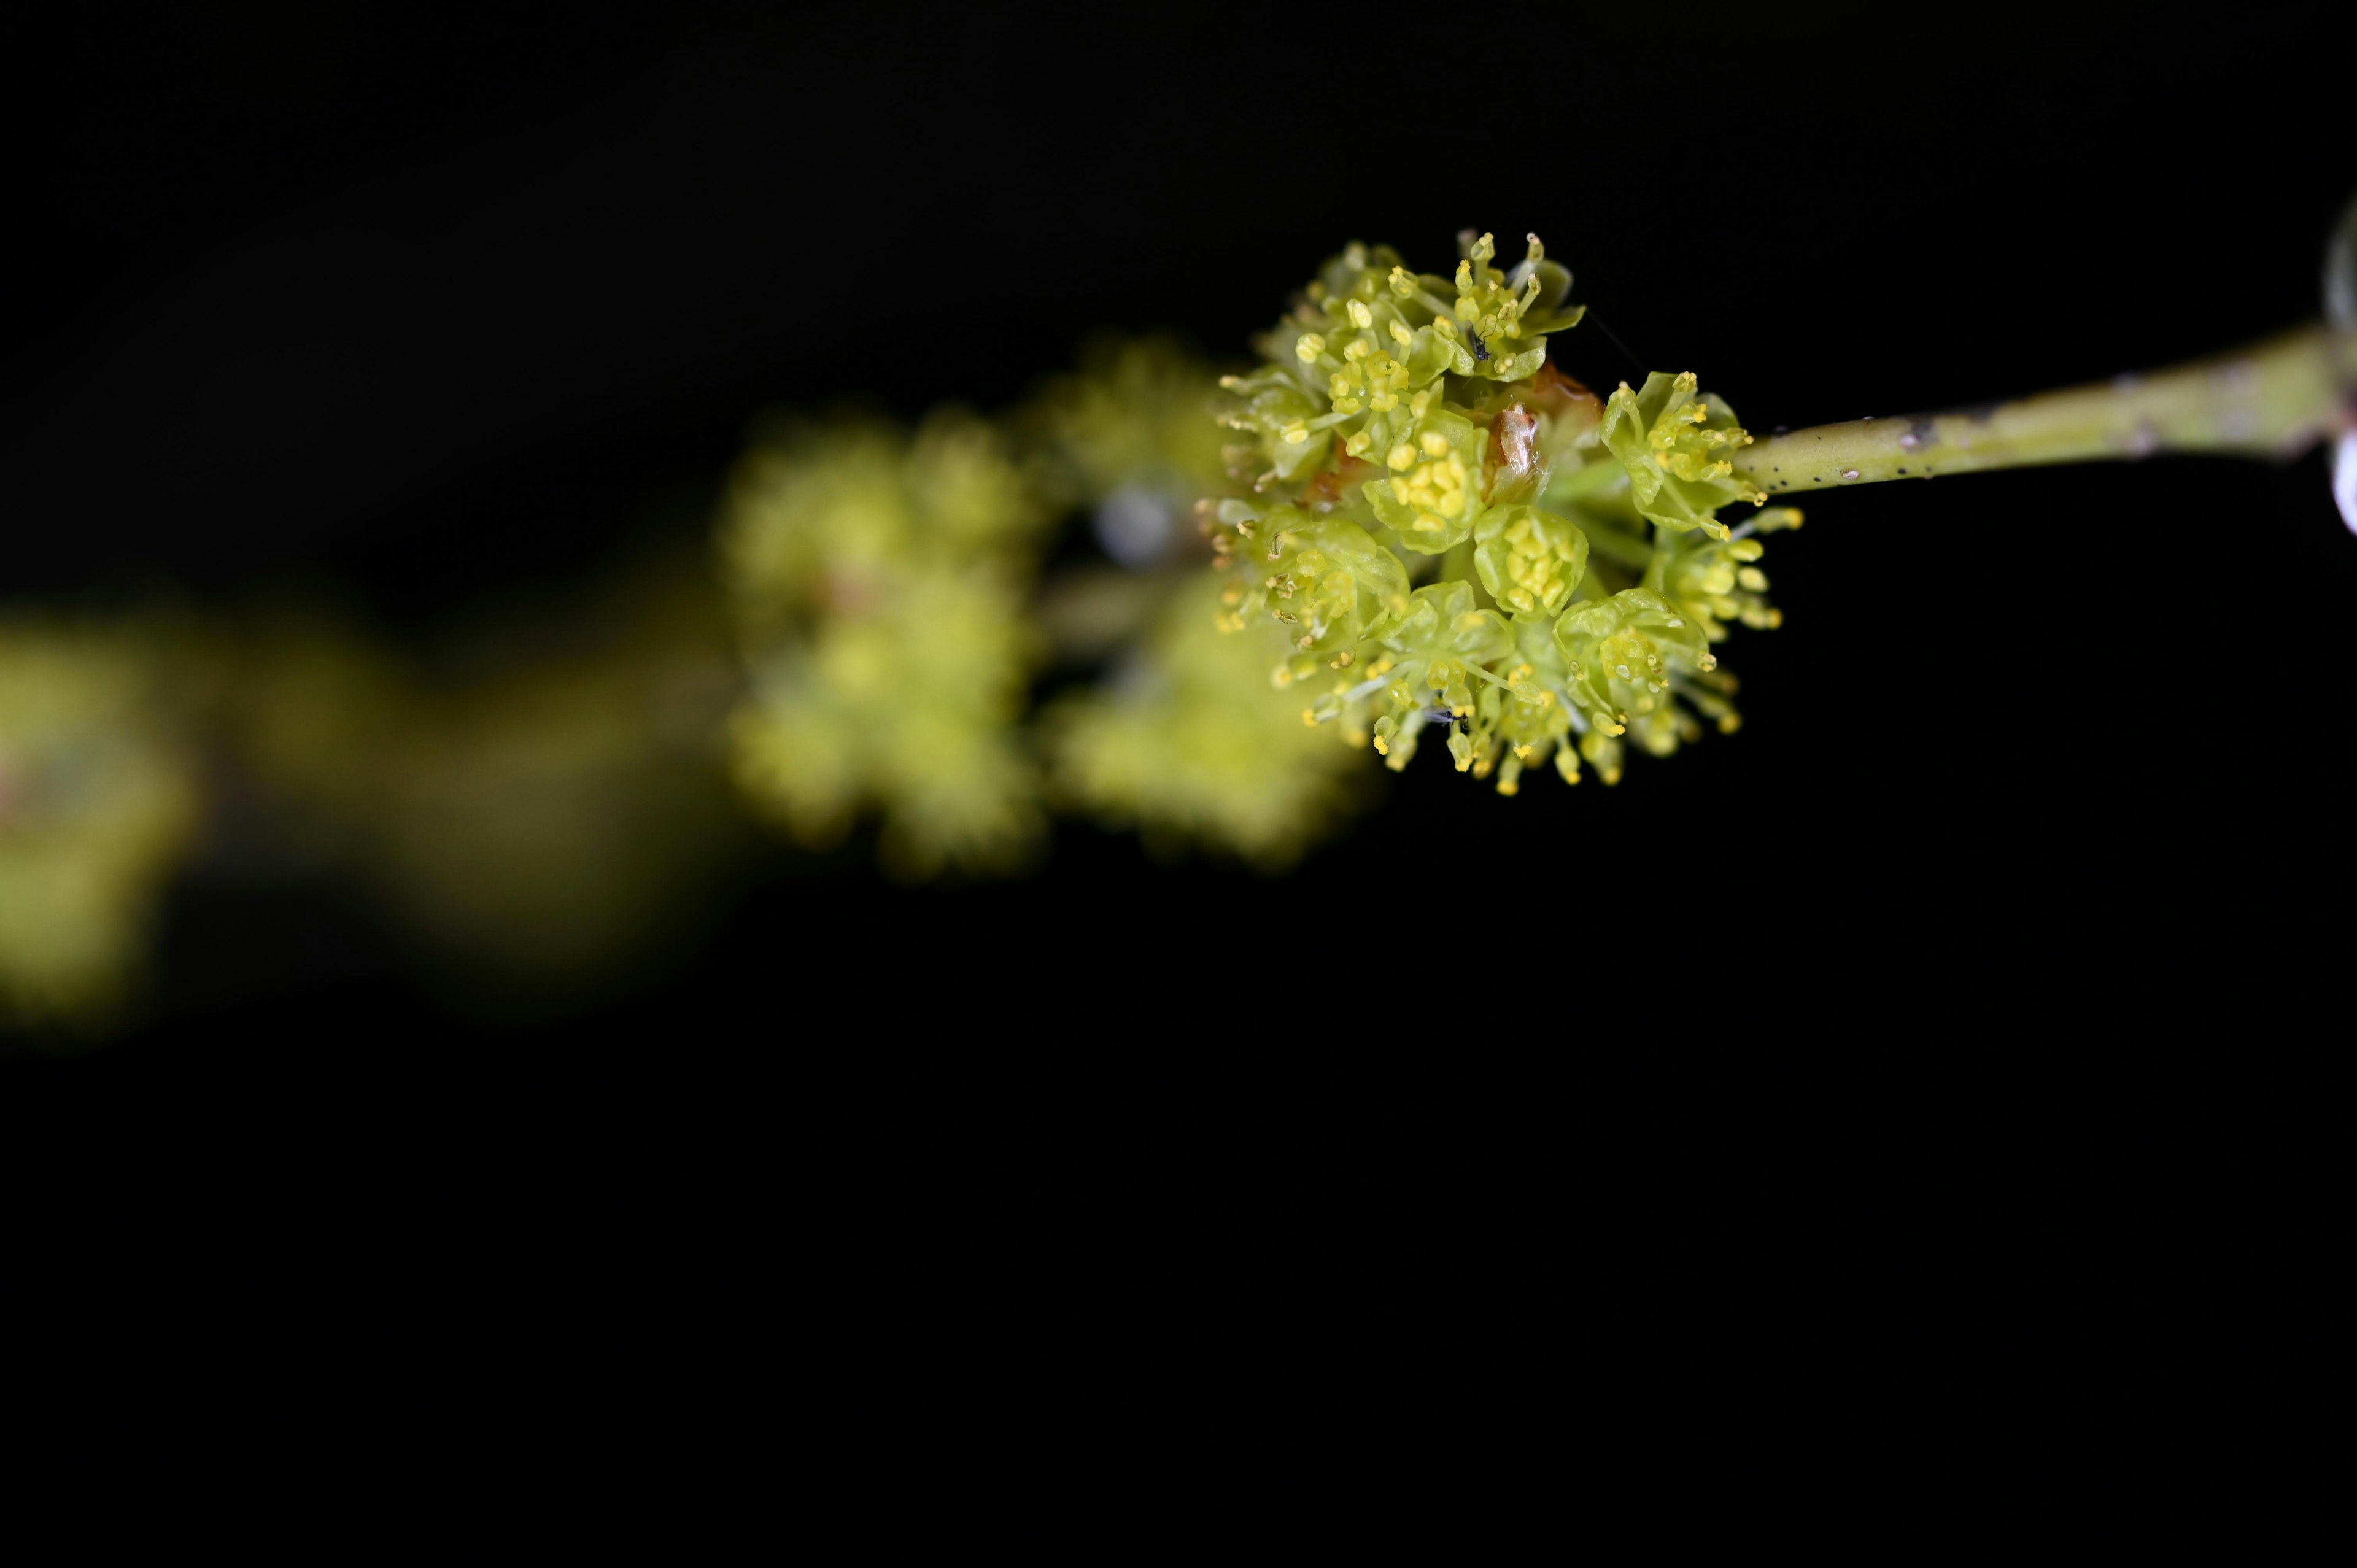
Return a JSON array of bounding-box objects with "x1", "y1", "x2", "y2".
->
[{"x1": 1092, "y1": 487, "x2": 1172, "y2": 570}]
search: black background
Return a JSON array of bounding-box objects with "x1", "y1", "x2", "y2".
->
[{"x1": 3, "y1": 4, "x2": 2349, "y2": 1425}]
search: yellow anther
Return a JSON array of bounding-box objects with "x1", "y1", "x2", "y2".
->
[
  {"x1": 1347, "y1": 300, "x2": 1374, "y2": 329},
  {"x1": 1343, "y1": 338, "x2": 1371, "y2": 363},
  {"x1": 1281, "y1": 422, "x2": 1308, "y2": 445},
  {"x1": 1387, "y1": 442, "x2": 1416, "y2": 471},
  {"x1": 1389, "y1": 320, "x2": 1413, "y2": 346},
  {"x1": 1418, "y1": 431, "x2": 1449, "y2": 457},
  {"x1": 1295, "y1": 333, "x2": 1326, "y2": 363},
  {"x1": 1344, "y1": 430, "x2": 1372, "y2": 457},
  {"x1": 1301, "y1": 709, "x2": 1318, "y2": 727}
]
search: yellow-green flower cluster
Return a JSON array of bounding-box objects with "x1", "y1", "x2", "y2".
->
[
  {"x1": 1207, "y1": 232, "x2": 1792, "y2": 790},
  {"x1": 0, "y1": 622, "x2": 199, "y2": 1027},
  {"x1": 720, "y1": 412, "x2": 1052, "y2": 877}
]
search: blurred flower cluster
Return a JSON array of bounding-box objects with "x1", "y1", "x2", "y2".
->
[
  {"x1": 714, "y1": 337, "x2": 1369, "y2": 876},
  {"x1": 1, "y1": 336, "x2": 1379, "y2": 1035},
  {"x1": 719, "y1": 413, "x2": 1053, "y2": 879},
  {"x1": 1028, "y1": 340, "x2": 1363, "y2": 866},
  {"x1": 0, "y1": 620, "x2": 199, "y2": 1027}
]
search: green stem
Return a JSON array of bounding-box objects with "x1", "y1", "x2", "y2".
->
[{"x1": 1731, "y1": 323, "x2": 2356, "y2": 496}]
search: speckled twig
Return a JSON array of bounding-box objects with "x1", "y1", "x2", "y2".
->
[{"x1": 1732, "y1": 324, "x2": 2356, "y2": 496}]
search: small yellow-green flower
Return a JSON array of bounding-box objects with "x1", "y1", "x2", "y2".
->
[
  {"x1": 1552, "y1": 587, "x2": 1713, "y2": 747},
  {"x1": 1658, "y1": 506, "x2": 1802, "y2": 639},
  {"x1": 1600, "y1": 369, "x2": 1768, "y2": 535}
]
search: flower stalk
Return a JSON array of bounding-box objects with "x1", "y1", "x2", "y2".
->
[{"x1": 1732, "y1": 323, "x2": 2357, "y2": 496}]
